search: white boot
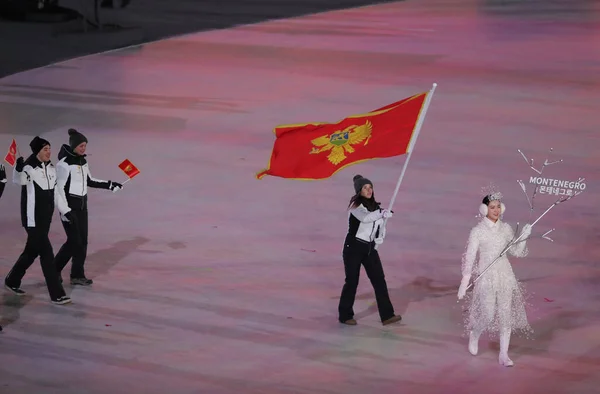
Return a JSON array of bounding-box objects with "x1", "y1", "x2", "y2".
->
[
  {"x1": 468, "y1": 330, "x2": 479, "y2": 356},
  {"x1": 498, "y1": 329, "x2": 514, "y2": 367}
]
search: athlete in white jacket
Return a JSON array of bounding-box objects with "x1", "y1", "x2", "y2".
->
[
  {"x1": 4, "y1": 136, "x2": 72, "y2": 305},
  {"x1": 337, "y1": 175, "x2": 402, "y2": 326},
  {"x1": 54, "y1": 129, "x2": 122, "y2": 286}
]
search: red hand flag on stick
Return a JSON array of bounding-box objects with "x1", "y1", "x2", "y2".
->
[
  {"x1": 4, "y1": 139, "x2": 18, "y2": 167},
  {"x1": 256, "y1": 89, "x2": 432, "y2": 180},
  {"x1": 118, "y1": 159, "x2": 140, "y2": 179}
]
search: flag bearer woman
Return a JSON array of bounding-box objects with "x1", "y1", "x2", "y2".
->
[{"x1": 338, "y1": 174, "x2": 402, "y2": 326}]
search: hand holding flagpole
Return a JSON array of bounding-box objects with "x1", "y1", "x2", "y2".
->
[{"x1": 115, "y1": 159, "x2": 140, "y2": 192}]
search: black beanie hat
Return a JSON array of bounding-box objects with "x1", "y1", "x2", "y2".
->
[
  {"x1": 30, "y1": 136, "x2": 50, "y2": 155},
  {"x1": 68, "y1": 128, "x2": 88, "y2": 149},
  {"x1": 353, "y1": 174, "x2": 373, "y2": 194}
]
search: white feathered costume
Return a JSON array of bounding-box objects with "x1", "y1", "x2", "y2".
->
[{"x1": 458, "y1": 195, "x2": 533, "y2": 367}]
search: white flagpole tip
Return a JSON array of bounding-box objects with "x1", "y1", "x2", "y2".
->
[{"x1": 432, "y1": 83, "x2": 438, "y2": 87}]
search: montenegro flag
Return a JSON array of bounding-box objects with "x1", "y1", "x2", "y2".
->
[
  {"x1": 4, "y1": 139, "x2": 17, "y2": 167},
  {"x1": 118, "y1": 159, "x2": 140, "y2": 179},
  {"x1": 256, "y1": 90, "x2": 431, "y2": 180}
]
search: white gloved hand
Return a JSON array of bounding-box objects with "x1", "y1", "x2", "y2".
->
[
  {"x1": 382, "y1": 209, "x2": 393, "y2": 219},
  {"x1": 457, "y1": 275, "x2": 471, "y2": 300},
  {"x1": 520, "y1": 223, "x2": 532, "y2": 239},
  {"x1": 109, "y1": 181, "x2": 123, "y2": 193}
]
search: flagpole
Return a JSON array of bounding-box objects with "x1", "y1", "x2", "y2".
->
[
  {"x1": 387, "y1": 82, "x2": 437, "y2": 212},
  {"x1": 374, "y1": 83, "x2": 437, "y2": 250},
  {"x1": 111, "y1": 178, "x2": 131, "y2": 193}
]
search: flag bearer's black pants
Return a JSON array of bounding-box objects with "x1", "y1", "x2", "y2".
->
[
  {"x1": 55, "y1": 207, "x2": 89, "y2": 279},
  {"x1": 5, "y1": 225, "x2": 67, "y2": 300},
  {"x1": 338, "y1": 237, "x2": 395, "y2": 323}
]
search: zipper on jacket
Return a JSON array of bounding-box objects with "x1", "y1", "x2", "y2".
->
[
  {"x1": 44, "y1": 164, "x2": 50, "y2": 189},
  {"x1": 369, "y1": 212, "x2": 380, "y2": 242},
  {"x1": 80, "y1": 165, "x2": 85, "y2": 209},
  {"x1": 80, "y1": 165, "x2": 85, "y2": 195}
]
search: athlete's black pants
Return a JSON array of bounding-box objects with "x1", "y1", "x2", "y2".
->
[
  {"x1": 54, "y1": 208, "x2": 89, "y2": 279},
  {"x1": 5, "y1": 225, "x2": 67, "y2": 300},
  {"x1": 338, "y1": 237, "x2": 395, "y2": 323}
]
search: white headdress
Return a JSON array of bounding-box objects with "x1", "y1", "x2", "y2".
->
[
  {"x1": 479, "y1": 183, "x2": 506, "y2": 217},
  {"x1": 481, "y1": 183, "x2": 503, "y2": 202}
]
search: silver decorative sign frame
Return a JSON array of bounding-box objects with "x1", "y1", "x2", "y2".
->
[{"x1": 461, "y1": 148, "x2": 586, "y2": 296}]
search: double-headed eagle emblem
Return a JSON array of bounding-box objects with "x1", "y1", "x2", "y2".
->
[{"x1": 309, "y1": 121, "x2": 373, "y2": 165}]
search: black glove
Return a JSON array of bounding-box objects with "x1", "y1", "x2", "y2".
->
[
  {"x1": 64, "y1": 211, "x2": 77, "y2": 224},
  {"x1": 0, "y1": 164, "x2": 6, "y2": 182},
  {"x1": 15, "y1": 157, "x2": 24, "y2": 172},
  {"x1": 109, "y1": 181, "x2": 123, "y2": 191}
]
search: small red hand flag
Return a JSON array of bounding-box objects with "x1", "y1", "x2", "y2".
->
[
  {"x1": 118, "y1": 159, "x2": 140, "y2": 179},
  {"x1": 4, "y1": 139, "x2": 17, "y2": 167}
]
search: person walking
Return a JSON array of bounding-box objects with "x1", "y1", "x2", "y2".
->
[
  {"x1": 4, "y1": 136, "x2": 72, "y2": 305},
  {"x1": 458, "y1": 191, "x2": 533, "y2": 367},
  {"x1": 54, "y1": 128, "x2": 122, "y2": 285},
  {"x1": 338, "y1": 175, "x2": 402, "y2": 326}
]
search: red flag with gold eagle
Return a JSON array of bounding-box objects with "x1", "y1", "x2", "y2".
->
[
  {"x1": 4, "y1": 139, "x2": 18, "y2": 167},
  {"x1": 256, "y1": 91, "x2": 429, "y2": 180},
  {"x1": 118, "y1": 159, "x2": 140, "y2": 179}
]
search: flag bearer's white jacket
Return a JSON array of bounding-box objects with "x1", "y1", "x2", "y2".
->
[
  {"x1": 13, "y1": 154, "x2": 71, "y2": 228},
  {"x1": 347, "y1": 204, "x2": 385, "y2": 243},
  {"x1": 56, "y1": 144, "x2": 112, "y2": 215}
]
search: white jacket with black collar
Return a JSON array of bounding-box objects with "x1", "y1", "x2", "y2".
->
[
  {"x1": 56, "y1": 144, "x2": 113, "y2": 199},
  {"x1": 13, "y1": 155, "x2": 71, "y2": 228}
]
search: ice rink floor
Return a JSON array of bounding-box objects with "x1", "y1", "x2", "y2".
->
[{"x1": 1, "y1": 0, "x2": 599, "y2": 393}]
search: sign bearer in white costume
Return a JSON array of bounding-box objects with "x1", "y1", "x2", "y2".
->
[{"x1": 457, "y1": 191, "x2": 533, "y2": 367}]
